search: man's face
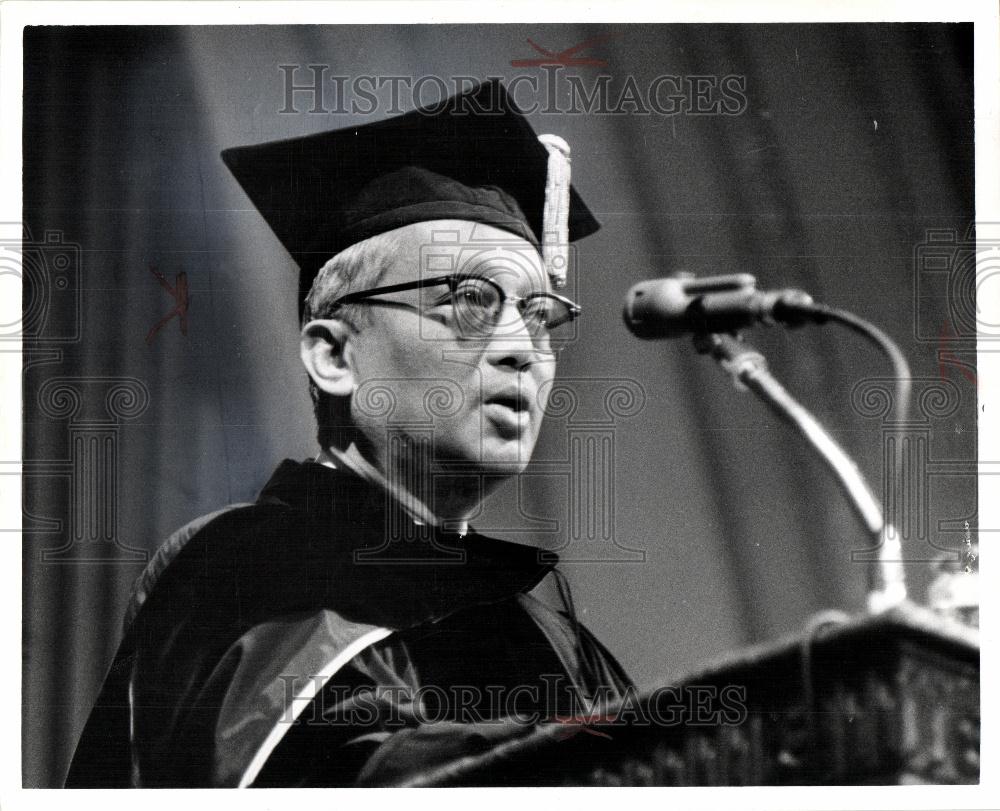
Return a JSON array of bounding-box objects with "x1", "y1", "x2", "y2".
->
[{"x1": 347, "y1": 219, "x2": 557, "y2": 480}]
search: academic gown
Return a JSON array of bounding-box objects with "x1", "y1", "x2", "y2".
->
[{"x1": 65, "y1": 459, "x2": 632, "y2": 787}]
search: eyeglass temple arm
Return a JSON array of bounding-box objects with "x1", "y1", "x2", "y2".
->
[{"x1": 330, "y1": 275, "x2": 456, "y2": 307}]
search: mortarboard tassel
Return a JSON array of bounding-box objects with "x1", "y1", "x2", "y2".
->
[{"x1": 538, "y1": 134, "x2": 571, "y2": 289}]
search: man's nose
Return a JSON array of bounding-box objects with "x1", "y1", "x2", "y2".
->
[{"x1": 482, "y1": 304, "x2": 548, "y2": 370}]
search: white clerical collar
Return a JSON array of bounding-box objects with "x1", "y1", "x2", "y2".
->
[{"x1": 315, "y1": 446, "x2": 469, "y2": 537}]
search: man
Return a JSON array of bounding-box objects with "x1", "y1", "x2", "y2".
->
[{"x1": 66, "y1": 80, "x2": 632, "y2": 788}]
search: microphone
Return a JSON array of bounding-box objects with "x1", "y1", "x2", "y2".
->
[{"x1": 622, "y1": 273, "x2": 821, "y2": 339}]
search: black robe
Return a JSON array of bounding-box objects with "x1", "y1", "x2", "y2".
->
[{"x1": 66, "y1": 460, "x2": 632, "y2": 787}]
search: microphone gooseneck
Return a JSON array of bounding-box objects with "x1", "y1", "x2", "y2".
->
[{"x1": 622, "y1": 272, "x2": 914, "y2": 614}]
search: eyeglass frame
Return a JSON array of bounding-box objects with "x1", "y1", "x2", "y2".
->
[{"x1": 323, "y1": 273, "x2": 582, "y2": 353}]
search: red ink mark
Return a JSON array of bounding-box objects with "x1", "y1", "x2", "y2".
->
[
  {"x1": 146, "y1": 265, "x2": 189, "y2": 345},
  {"x1": 510, "y1": 35, "x2": 614, "y2": 68},
  {"x1": 937, "y1": 319, "x2": 977, "y2": 386},
  {"x1": 551, "y1": 713, "x2": 616, "y2": 742}
]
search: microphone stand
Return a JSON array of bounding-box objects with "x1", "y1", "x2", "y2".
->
[{"x1": 693, "y1": 332, "x2": 907, "y2": 613}]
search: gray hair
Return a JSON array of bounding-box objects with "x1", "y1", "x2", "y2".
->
[
  {"x1": 302, "y1": 229, "x2": 404, "y2": 448},
  {"x1": 302, "y1": 229, "x2": 405, "y2": 327}
]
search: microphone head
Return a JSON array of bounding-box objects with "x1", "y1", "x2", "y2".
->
[{"x1": 622, "y1": 277, "x2": 692, "y2": 339}]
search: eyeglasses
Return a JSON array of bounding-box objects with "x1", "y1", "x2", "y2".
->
[{"x1": 327, "y1": 274, "x2": 581, "y2": 354}]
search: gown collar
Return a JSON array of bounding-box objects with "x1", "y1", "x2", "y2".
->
[{"x1": 256, "y1": 459, "x2": 558, "y2": 626}]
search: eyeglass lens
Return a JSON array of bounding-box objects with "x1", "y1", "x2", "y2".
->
[{"x1": 449, "y1": 277, "x2": 573, "y2": 350}]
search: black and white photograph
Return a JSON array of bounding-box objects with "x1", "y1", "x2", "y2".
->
[{"x1": 5, "y1": 2, "x2": 997, "y2": 804}]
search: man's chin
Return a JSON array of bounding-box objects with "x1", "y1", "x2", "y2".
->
[
  {"x1": 477, "y1": 457, "x2": 532, "y2": 476},
  {"x1": 479, "y1": 436, "x2": 536, "y2": 473},
  {"x1": 432, "y1": 441, "x2": 534, "y2": 476}
]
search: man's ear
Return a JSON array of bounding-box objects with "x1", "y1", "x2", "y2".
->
[{"x1": 300, "y1": 319, "x2": 357, "y2": 397}]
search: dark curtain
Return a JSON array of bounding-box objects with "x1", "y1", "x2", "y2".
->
[{"x1": 22, "y1": 24, "x2": 975, "y2": 787}]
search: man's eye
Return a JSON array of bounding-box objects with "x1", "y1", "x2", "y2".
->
[
  {"x1": 455, "y1": 280, "x2": 500, "y2": 313},
  {"x1": 458, "y1": 288, "x2": 493, "y2": 310}
]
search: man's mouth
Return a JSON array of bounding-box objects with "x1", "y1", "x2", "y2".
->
[
  {"x1": 484, "y1": 389, "x2": 533, "y2": 436},
  {"x1": 485, "y1": 390, "x2": 532, "y2": 413}
]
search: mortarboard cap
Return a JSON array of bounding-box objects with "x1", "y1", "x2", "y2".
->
[{"x1": 220, "y1": 79, "x2": 599, "y2": 310}]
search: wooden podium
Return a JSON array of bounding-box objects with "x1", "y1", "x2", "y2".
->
[{"x1": 403, "y1": 602, "x2": 979, "y2": 786}]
